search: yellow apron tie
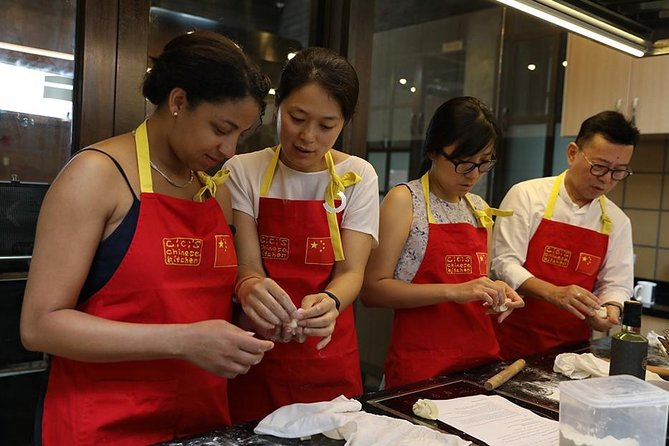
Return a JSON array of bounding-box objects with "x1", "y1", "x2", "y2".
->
[
  {"x1": 193, "y1": 168, "x2": 230, "y2": 202},
  {"x1": 420, "y1": 172, "x2": 512, "y2": 228},
  {"x1": 324, "y1": 150, "x2": 361, "y2": 261},
  {"x1": 259, "y1": 146, "x2": 361, "y2": 262},
  {"x1": 546, "y1": 171, "x2": 611, "y2": 235},
  {"x1": 134, "y1": 120, "x2": 154, "y2": 194}
]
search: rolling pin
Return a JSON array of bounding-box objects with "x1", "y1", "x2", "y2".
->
[{"x1": 484, "y1": 359, "x2": 526, "y2": 391}]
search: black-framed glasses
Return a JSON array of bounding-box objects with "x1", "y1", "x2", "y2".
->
[
  {"x1": 440, "y1": 152, "x2": 497, "y2": 174},
  {"x1": 581, "y1": 151, "x2": 633, "y2": 181}
]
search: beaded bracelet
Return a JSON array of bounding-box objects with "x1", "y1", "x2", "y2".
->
[{"x1": 323, "y1": 290, "x2": 341, "y2": 311}]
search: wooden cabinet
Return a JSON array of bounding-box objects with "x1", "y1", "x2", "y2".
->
[
  {"x1": 628, "y1": 56, "x2": 669, "y2": 135},
  {"x1": 562, "y1": 34, "x2": 669, "y2": 136},
  {"x1": 562, "y1": 34, "x2": 632, "y2": 136}
]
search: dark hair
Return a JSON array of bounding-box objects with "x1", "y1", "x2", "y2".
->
[
  {"x1": 575, "y1": 110, "x2": 640, "y2": 148},
  {"x1": 142, "y1": 31, "x2": 271, "y2": 117},
  {"x1": 275, "y1": 47, "x2": 359, "y2": 122},
  {"x1": 419, "y1": 97, "x2": 501, "y2": 176}
]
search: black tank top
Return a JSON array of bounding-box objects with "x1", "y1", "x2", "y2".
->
[{"x1": 76, "y1": 149, "x2": 139, "y2": 305}]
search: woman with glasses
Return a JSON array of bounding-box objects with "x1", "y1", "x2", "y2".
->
[
  {"x1": 361, "y1": 97, "x2": 523, "y2": 389},
  {"x1": 491, "y1": 110, "x2": 639, "y2": 360}
]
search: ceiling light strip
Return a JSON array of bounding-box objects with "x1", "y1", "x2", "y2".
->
[
  {"x1": 537, "y1": 0, "x2": 646, "y2": 45},
  {"x1": 495, "y1": 0, "x2": 647, "y2": 57}
]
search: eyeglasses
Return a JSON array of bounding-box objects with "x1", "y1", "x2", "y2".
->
[
  {"x1": 440, "y1": 152, "x2": 497, "y2": 174},
  {"x1": 581, "y1": 151, "x2": 632, "y2": 181}
]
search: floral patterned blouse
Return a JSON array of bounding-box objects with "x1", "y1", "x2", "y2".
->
[{"x1": 393, "y1": 179, "x2": 488, "y2": 282}]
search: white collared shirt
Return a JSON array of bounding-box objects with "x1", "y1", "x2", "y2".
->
[{"x1": 491, "y1": 175, "x2": 633, "y2": 305}]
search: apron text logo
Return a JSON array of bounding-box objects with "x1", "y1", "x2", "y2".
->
[
  {"x1": 260, "y1": 235, "x2": 289, "y2": 260},
  {"x1": 163, "y1": 237, "x2": 202, "y2": 266},
  {"x1": 445, "y1": 255, "x2": 472, "y2": 274},
  {"x1": 541, "y1": 245, "x2": 571, "y2": 268}
]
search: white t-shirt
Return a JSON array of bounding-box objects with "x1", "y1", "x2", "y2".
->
[
  {"x1": 491, "y1": 175, "x2": 633, "y2": 306},
  {"x1": 224, "y1": 147, "x2": 380, "y2": 244}
]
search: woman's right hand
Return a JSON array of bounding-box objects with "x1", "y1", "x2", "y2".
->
[
  {"x1": 447, "y1": 276, "x2": 507, "y2": 308},
  {"x1": 236, "y1": 277, "x2": 299, "y2": 337},
  {"x1": 180, "y1": 319, "x2": 273, "y2": 378}
]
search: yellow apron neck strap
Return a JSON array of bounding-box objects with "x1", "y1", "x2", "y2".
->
[
  {"x1": 193, "y1": 168, "x2": 230, "y2": 202},
  {"x1": 420, "y1": 173, "x2": 435, "y2": 224},
  {"x1": 260, "y1": 145, "x2": 282, "y2": 197},
  {"x1": 599, "y1": 195, "x2": 612, "y2": 235},
  {"x1": 134, "y1": 120, "x2": 154, "y2": 193},
  {"x1": 420, "y1": 173, "x2": 512, "y2": 228},
  {"x1": 258, "y1": 146, "x2": 361, "y2": 262},
  {"x1": 544, "y1": 171, "x2": 566, "y2": 220},
  {"x1": 546, "y1": 170, "x2": 611, "y2": 234},
  {"x1": 324, "y1": 150, "x2": 361, "y2": 261}
]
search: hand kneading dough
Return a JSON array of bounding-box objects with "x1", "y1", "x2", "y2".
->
[{"x1": 412, "y1": 399, "x2": 439, "y2": 420}]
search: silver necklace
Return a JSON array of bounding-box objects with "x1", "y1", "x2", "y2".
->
[{"x1": 149, "y1": 160, "x2": 194, "y2": 188}]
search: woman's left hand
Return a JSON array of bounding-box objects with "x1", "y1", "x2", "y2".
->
[{"x1": 295, "y1": 292, "x2": 339, "y2": 349}]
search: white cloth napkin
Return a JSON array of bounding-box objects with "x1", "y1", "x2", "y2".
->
[
  {"x1": 553, "y1": 352, "x2": 663, "y2": 382},
  {"x1": 254, "y1": 395, "x2": 362, "y2": 438},
  {"x1": 254, "y1": 395, "x2": 470, "y2": 446},
  {"x1": 554, "y1": 353, "x2": 608, "y2": 379}
]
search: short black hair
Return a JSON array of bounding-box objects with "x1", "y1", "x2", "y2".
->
[
  {"x1": 419, "y1": 97, "x2": 501, "y2": 176},
  {"x1": 142, "y1": 31, "x2": 270, "y2": 116},
  {"x1": 275, "y1": 47, "x2": 359, "y2": 123},
  {"x1": 575, "y1": 111, "x2": 640, "y2": 148}
]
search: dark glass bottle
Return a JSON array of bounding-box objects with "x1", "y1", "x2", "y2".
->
[{"x1": 609, "y1": 300, "x2": 648, "y2": 380}]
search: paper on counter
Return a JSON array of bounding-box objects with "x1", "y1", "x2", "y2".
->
[{"x1": 432, "y1": 394, "x2": 558, "y2": 446}]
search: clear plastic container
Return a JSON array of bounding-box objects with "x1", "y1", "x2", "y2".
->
[{"x1": 559, "y1": 375, "x2": 669, "y2": 446}]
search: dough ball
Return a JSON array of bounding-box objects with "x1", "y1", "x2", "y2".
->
[
  {"x1": 412, "y1": 399, "x2": 439, "y2": 420},
  {"x1": 492, "y1": 298, "x2": 512, "y2": 313},
  {"x1": 283, "y1": 318, "x2": 298, "y2": 335},
  {"x1": 596, "y1": 306, "x2": 608, "y2": 318}
]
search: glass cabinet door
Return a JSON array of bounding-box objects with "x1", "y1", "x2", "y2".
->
[
  {"x1": 0, "y1": 1, "x2": 76, "y2": 182},
  {"x1": 366, "y1": 0, "x2": 502, "y2": 195},
  {"x1": 148, "y1": 0, "x2": 312, "y2": 155}
]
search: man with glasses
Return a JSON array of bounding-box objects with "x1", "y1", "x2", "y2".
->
[{"x1": 491, "y1": 111, "x2": 639, "y2": 359}]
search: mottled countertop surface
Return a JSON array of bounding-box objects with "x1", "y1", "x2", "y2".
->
[{"x1": 155, "y1": 344, "x2": 590, "y2": 446}]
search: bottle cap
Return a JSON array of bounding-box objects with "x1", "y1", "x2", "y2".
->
[{"x1": 622, "y1": 300, "x2": 642, "y2": 327}]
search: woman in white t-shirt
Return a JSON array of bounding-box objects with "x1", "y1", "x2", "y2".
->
[{"x1": 224, "y1": 47, "x2": 379, "y2": 423}]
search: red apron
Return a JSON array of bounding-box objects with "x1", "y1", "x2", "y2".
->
[
  {"x1": 494, "y1": 172, "x2": 610, "y2": 360},
  {"x1": 384, "y1": 174, "x2": 501, "y2": 389},
  {"x1": 41, "y1": 121, "x2": 237, "y2": 445},
  {"x1": 228, "y1": 147, "x2": 362, "y2": 424}
]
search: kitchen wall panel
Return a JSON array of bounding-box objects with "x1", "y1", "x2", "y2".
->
[
  {"x1": 620, "y1": 136, "x2": 669, "y2": 280},
  {"x1": 657, "y1": 249, "x2": 669, "y2": 282},
  {"x1": 627, "y1": 209, "x2": 660, "y2": 246},
  {"x1": 633, "y1": 246, "x2": 657, "y2": 279},
  {"x1": 624, "y1": 174, "x2": 663, "y2": 209},
  {"x1": 607, "y1": 180, "x2": 624, "y2": 207},
  {"x1": 660, "y1": 212, "x2": 669, "y2": 248}
]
